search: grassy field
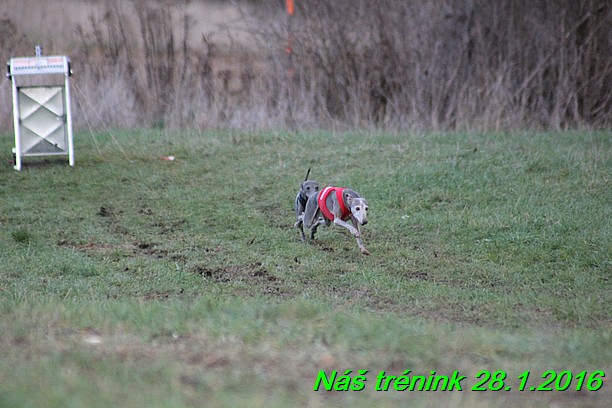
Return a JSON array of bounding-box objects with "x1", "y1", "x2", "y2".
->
[{"x1": 0, "y1": 129, "x2": 610, "y2": 407}]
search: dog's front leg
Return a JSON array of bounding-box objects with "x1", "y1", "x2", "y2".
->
[
  {"x1": 294, "y1": 213, "x2": 303, "y2": 228},
  {"x1": 294, "y1": 214, "x2": 307, "y2": 241},
  {"x1": 333, "y1": 218, "x2": 360, "y2": 237},
  {"x1": 350, "y1": 217, "x2": 370, "y2": 255}
]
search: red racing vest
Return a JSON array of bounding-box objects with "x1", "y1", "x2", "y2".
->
[{"x1": 318, "y1": 186, "x2": 351, "y2": 221}]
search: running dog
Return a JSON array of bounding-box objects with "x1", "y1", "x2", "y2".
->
[
  {"x1": 302, "y1": 186, "x2": 370, "y2": 255},
  {"x1": 294, "y1": 169, "x2": 320, "y2": 241}
]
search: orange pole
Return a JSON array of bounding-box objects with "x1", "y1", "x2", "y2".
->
[
  {"x1": 285, "y1": 0, "x2": 295, "y2": 125},
  {"x1": 285, "y1": 0, "x2": 294, "y2": 78},
  {"x1": 286, "y1": 0, "x2": 295, "y2": 16}
]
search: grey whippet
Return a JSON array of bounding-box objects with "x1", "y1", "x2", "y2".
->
[
  {"x1": 302, "y1": 186, "x2": 370, "y2": 255},
  {"x1": 294, "y1": 168, "x2": 320, "y2": 241}
]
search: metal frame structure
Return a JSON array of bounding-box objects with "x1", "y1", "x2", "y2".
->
[{"x1": 7, "y1": 46, "x2": 74, "y2": 171}]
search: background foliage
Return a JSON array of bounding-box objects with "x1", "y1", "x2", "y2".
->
[{"x1": 1, "y1": 0, "x2": 610, "y2": 131}]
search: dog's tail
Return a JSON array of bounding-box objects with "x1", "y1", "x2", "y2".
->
[{"x1": 304, "y1": 167, "x2": 311, "y2": 182}]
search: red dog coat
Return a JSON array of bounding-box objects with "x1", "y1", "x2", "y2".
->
[{"x1": 318, "y1": 186, "x2": 351, "y2": 221}]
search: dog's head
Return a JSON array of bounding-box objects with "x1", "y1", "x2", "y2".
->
[
  {"x1": 347, "y1": 196, "x2": 368, "y2": 225},
  {"x1": 300, "y1": 180, "x2": 320, "y2": 199}
]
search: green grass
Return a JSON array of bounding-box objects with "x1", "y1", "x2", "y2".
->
[{"x1": 0, "y1": 129, "x2": 610, "y2": 407}]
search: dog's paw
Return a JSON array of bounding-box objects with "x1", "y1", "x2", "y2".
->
[{"x1": 360, "y1": 248, "x2": 370, "y2": 255}]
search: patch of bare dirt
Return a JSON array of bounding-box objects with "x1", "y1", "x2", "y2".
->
[
  {"x1": 192, "y1": 262, "x2": 292, "y2": 298},
  {"x1": 57, "y1": 239, "x2": 186, "y2": 262}
]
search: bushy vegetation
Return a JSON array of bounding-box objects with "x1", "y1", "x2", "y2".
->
[{"x1": 1, "y1": 0, "x2": 610, "y2": 131}]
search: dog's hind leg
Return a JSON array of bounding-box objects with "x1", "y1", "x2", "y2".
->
[{"x1": 309, "y1": 216, "x2": 326, "y2": 240}]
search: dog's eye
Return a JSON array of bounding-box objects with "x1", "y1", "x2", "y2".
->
[
  {"x1": 355, "y1": 206, "x2": 360, "y2": 211},
  {"x1": 365, "y1": 207, "x2": 368, "y2": 211},
  {"x1": 306, "y1": 186, "x2": 310, "y2": 190}
]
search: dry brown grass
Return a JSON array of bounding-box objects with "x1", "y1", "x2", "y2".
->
[{"x1": 1, "y1": 0, "x2": 610, "y2": 132}]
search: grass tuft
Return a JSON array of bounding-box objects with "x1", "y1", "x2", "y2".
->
[{"x1": 11, "y1": 228, "x2": 32, "y2": 244}]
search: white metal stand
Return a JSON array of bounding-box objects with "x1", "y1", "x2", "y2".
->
[{"x1": 7, "y1": 46, "x2": 74, "y2": 171}]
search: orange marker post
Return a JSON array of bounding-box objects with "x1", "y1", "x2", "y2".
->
[
  {"x1": 286, "y1": 0, "x2": 295, "y2": 16},
  {"x1": 285, "y1": 0, "x2": 295, "y2": 126},
  {"x1": 285, "y1": 0, "x2": 295, "y2": 78}
]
